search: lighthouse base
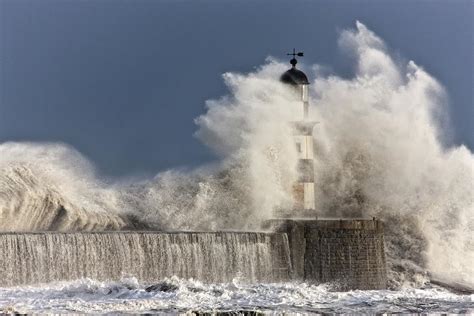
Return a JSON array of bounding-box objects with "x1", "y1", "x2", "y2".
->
[{"x1": 262, "y1": 218, "x2": 387, "y2": 290}]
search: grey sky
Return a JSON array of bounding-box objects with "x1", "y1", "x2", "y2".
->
[{"x1": 0, "y1": 0, "x2": 472, "y2": 177}]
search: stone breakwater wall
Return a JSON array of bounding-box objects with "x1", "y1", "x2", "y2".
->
[
  {"x1": 266, "y1": 219, "x2": 387, "y2": 290},
  {"x1": 0, "y1": 220, "x2": 387, "y2": 290},
  {"x1": 0, "y1": 232, "x2": 291, "y2": 287}
]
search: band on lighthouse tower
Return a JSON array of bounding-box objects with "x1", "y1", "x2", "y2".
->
[{"x1": 280, "y1": 49, "x2": 316, "y2": 211}]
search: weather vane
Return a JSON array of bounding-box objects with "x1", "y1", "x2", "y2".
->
[
  {"x1": 287, "y1": 48, "x2": 304, "y2": 67},
  {"x1": 287, "y1": 48, "x2": 304, "y2": 58}
]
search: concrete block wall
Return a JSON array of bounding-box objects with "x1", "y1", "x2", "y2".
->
[{"x1": 267, "y1": 219, "x2": 387, "y2": 290}]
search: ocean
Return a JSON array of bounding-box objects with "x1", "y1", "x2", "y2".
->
[{"x1": 1, "y1": 277, "x2": 472, "y2": 314}]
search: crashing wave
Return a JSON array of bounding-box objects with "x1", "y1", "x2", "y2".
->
[{"x1": 0, "y1": 164, "x2": 129, "y2": 231}]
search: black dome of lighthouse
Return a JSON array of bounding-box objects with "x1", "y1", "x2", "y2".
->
[
  {"x1": 280, "y1": 56, "x2": 309, "y2": 86},
  {"x1": 280, "y1": 67, "x2": 309, "y2": 85}
]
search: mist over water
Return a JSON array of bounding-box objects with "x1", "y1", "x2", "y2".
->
[
  {"x1": 0, "y1": 22, "x2": 472, "y2": 288},
  {"x1": 310, "y1": 22, "x2": 473, "y2": 287}
]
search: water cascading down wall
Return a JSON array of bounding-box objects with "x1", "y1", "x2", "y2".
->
[
  {"x1": 0, "y1": 220, "x2": 387, "y2": 289},
  {"x1": 0, "y1": 232, "x2": 292, "y2": 286}
]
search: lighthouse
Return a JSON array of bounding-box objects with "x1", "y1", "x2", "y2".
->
[{"x1": 280, "y1": 49, "x2": 316, "y2": 212}]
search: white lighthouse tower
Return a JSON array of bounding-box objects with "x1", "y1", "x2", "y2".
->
[{"x1": 280, "y1": 50, "x2": 316, "y2": 212}]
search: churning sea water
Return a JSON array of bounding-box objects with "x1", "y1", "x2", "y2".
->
[{"x1": 0, "y1": 277, "x2": 472, "y2": 314}]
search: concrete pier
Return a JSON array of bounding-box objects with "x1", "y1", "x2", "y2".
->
[
  {"x1": 265, "y1": 219, "x2": 387, "y2": 290},
  {"x1": 0, "y1": 219, "x2": 387, "y2": 290},
  {"x1": 0, "y1": 231, "x2": 291, "y2": 286}
]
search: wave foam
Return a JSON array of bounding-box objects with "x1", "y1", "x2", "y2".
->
[{"x1": 0, "y1": 277, "x2": 472, "y2": 314}]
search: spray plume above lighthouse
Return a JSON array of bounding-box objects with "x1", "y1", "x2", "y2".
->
[{"x1": 280, "y1": 49, "x2": 316, "y2": 212}]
